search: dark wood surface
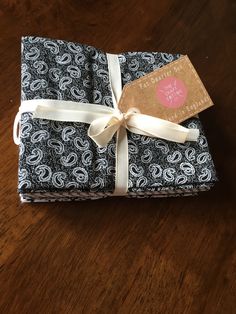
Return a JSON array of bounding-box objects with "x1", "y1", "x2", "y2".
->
[{"x1": 0, "y1": 1, "x2": 236, "y2": 313}]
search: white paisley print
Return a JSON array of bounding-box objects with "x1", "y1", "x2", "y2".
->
[{"x1": 18, "y1": 36, "x2": 217, "y2": 201}]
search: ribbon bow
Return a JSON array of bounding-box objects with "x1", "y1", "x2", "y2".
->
[{"x1": 88, "y1": 107, "x2": 198, "y2": 148}]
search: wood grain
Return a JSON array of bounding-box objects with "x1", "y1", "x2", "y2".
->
[{"x1": 0, "y1": 0, "x2": 236, "y2": 313}]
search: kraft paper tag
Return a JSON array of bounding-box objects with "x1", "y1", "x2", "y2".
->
[{"x1": 118, "y1": 55, "x2": 214, "y2": 123}]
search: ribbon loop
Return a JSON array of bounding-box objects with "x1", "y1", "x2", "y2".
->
[{"x1": 88, "y1": 113, "x2": 121, "y2": 148}]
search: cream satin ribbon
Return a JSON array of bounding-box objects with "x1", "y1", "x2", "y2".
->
[{"x1": 13, "y1": 53, "x2": 199, "y2": 195}]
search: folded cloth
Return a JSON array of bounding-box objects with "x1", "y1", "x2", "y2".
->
[{"x1": 17, "y1": 36, "x2": 217, "y2": 202}]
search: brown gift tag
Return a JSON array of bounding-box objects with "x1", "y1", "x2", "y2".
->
[{"x1": 118, "y1": 55, "x2": 214, "y2": 123}]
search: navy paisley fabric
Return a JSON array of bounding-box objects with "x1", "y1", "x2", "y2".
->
[{"x1": 18, "y1": 36, "x2": 217, "y2": 201}]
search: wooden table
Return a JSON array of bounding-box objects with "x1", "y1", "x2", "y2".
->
[{"x1": 1, "y1": 1, "x2": 235, "y2": 313}]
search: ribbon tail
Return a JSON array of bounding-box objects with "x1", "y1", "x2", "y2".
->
[
  {"x1": 113, "y1": 126, "x2": 129, "y2": 195},
  {"x1": 127, "y1": 114, "x2": 199, "y2": 143}
]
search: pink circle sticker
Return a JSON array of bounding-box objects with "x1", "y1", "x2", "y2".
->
[{"x1": 156, "y1": 76, "x2": 188, "y2": 108}]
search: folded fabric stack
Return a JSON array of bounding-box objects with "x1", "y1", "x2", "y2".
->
[{"x1": 17, "y1": 36, "x2": 217, "y2": 202}]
